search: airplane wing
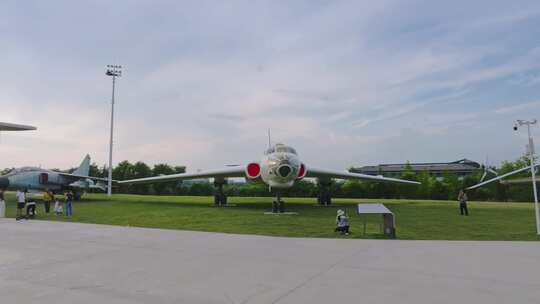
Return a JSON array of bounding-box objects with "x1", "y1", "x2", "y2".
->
[
  {"x1": 466, "y1": 164, "x2": 539, "y2": 190},
  {"x1": 0, "y1": 122, "x2": 37, "y2": 131},
  {"x1": 306, "y1": 167, "x2": 421, "y2": 185},
  {"x1": 58, "y1": 173, "x2": 112, "y2": 183},
  {"x1": 118, "y1": 167, "x2": 246, "y2": 185}
]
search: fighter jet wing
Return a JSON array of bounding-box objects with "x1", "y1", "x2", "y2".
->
[
  {"x1": 306, "y1": 167, "x2": 421, "y2": 185},
  {"x1": 118, "y1": 167, "x2": 246, "y2": 185},
  {"x1": 58, "y1": 173, "x2": 112, "y2": 183}
]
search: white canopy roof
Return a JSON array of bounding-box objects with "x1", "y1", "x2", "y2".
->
[{"x1": 0, "y1": 122, "x2": 37, "y2": 131}]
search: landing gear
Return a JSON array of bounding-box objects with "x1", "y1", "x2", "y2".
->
[
  {"x1": 317, "y1": 181, "x2": 332, "y2": 206},
  {"x1": 271, "y1": 192, "x2": 285, "y2": 213},
  {"x1": 214, "y1": 181, "x2": 228, "y2": 206}
]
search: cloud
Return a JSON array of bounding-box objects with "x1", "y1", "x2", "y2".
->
[{"x1": 494, "y1": 101, "x2": 540, "y2": 114}]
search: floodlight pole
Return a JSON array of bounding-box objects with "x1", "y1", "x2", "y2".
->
[
  {"x1": 106, "y1": 65, "x2": 122, "y2": 197},
  {"x1": 516, "y1": 119, "x2": 539, "y2": 234}
]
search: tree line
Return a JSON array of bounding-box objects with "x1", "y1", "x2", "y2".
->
[{"x1": 73, "y1": 156, "x2": 538, "y2": 202}]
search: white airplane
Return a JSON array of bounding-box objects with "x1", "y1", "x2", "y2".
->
[{"x1": 119, "y1": 143, "x2": 420, "y2": 213}]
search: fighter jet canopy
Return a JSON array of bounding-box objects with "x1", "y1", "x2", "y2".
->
[{"x1": 265, "y1": 143, "x2": 297, "y2": 155}]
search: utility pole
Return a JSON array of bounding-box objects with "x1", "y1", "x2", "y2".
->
[
  {"x1": 514, "y1": 119, "x2": 539, "y2": 234},
  {"x1": 106, "y1": 65, "x2": 122, "y2": 197}
]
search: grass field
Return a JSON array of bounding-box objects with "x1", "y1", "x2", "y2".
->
[{"x1": 3, "y1": 193, "x2": 540, "y2": 241}]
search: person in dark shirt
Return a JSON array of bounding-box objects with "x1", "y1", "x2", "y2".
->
[
  {"x1": 65, "y1": 191, "x2": 74, "y2": 217},
  {"x1": 458, "y1": 189, "x2": 469, "y2": 216}
]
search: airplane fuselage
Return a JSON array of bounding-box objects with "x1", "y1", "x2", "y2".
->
[
  {"x1": 0, "y1": 168, "x2": 100, "y2": 195},
  {"x1": 0, "y1": 168, "x2": 64, "y2": 192},
  {"x1": 256, "y1": 144, "x2": 305, "y2": 189}
]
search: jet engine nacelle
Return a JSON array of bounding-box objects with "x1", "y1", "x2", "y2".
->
[{"x1": 245, "y1": 163, "x2": 261, "y2": 179}]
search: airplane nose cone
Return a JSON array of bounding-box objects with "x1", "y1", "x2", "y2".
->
[
  {"x1": 278, "y1": 165, "x2": 292, "y2": 178},
  {"x1": 0, "y1": 177, "x2": 9, "y2": 189}
]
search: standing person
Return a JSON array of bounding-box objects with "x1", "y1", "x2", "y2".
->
[
  {"x1": 458, "y1": 189, "x2": 469, "y2": 216},
  {"x1": 65, "y1": 190, "x2": 74, "y2": 217},
  {"x1": 15, "y1": 189, "x2": 26, "y2": 220},
  {"x1": 0, "y1": 189, "x2": 5, "y2": 218},
  {"x1": 43, "y1": 189, "x2": 53, "y2": 213}
]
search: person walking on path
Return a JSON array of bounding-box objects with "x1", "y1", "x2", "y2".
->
[
  {"x1": 0, "y1": 189, "x2": 5, "y2": 218},
  {"x1": 458, "y1": 189, "x2": 469, "y2": 216},
  {"x1": 65, "y1": 191, "x2": 74, "y2": 217},
  {"x1": 16, "y1": 189, "x2": 27, "y2": 220},
  {"x1": 43, "y1": 189, "x2": 53, "y2": 213}
]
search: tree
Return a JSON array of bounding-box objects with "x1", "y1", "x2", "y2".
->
[
  {"x1": 152, "y1": 164, "x2": 176, "y2": 195},
  {"x1": 113, "y1": 161, "x2": 134, "y2": 193},
  {"x1": 442, "y1": 172, "x2": 460, "y2": 200},
  {"x1": 130, "y1": 162, "x2": 153, "y2": 194},
  {"x1": 398, "y1": 162, "x2": 418, "y2": 199}
]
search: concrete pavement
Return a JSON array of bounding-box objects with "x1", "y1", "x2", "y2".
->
[{"x1": 0, "y1": 219, "x2": 539, "y2": 303}]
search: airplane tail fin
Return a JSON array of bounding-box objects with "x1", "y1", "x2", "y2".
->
[{"x1": 73, "y1": 154, "x2": 91, "y2": 176}]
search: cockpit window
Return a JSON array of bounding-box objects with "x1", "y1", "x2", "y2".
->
[{"x1": 271, "y1": 145, "x2": 297, "y2": 155}]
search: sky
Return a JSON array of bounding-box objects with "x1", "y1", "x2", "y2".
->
[{"x1": 1, "y1": 0, "x2": 540, "y2": 171}]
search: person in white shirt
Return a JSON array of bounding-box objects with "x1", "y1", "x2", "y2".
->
[{"x1": 16, "y1": 189, "x2": 27, "y2": 220}]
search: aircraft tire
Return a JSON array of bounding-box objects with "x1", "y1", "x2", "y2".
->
[
  {"x1": 323, "y1": 193, "x2": 331, "y2": 205},
  {"x1": 221, "y1": 194, "x2": 227, "y2": 206},
  {"x1": 272, "y1": 201, "x2": 278, "y2": 213}
]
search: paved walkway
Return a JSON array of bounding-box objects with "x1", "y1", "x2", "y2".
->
[{"x1": 0, "y1": 219, "x2": 539, "y2": 303}]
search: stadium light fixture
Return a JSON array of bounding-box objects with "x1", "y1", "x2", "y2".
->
[{"x1": 105, "y1": 65, "x2": 122, "y2": 197}]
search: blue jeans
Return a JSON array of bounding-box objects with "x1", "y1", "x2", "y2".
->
[{"x1": 65, "y1": 201, "x2": 73, "y2": 216}]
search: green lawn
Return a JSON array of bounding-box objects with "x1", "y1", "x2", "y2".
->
[{"x1": 4, "y1": 193, "x2": 540, "y2": 241}]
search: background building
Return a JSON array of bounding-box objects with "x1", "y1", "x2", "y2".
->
[{"x1": 350, "y1": 159, "x2": 481, "y2": 179}]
